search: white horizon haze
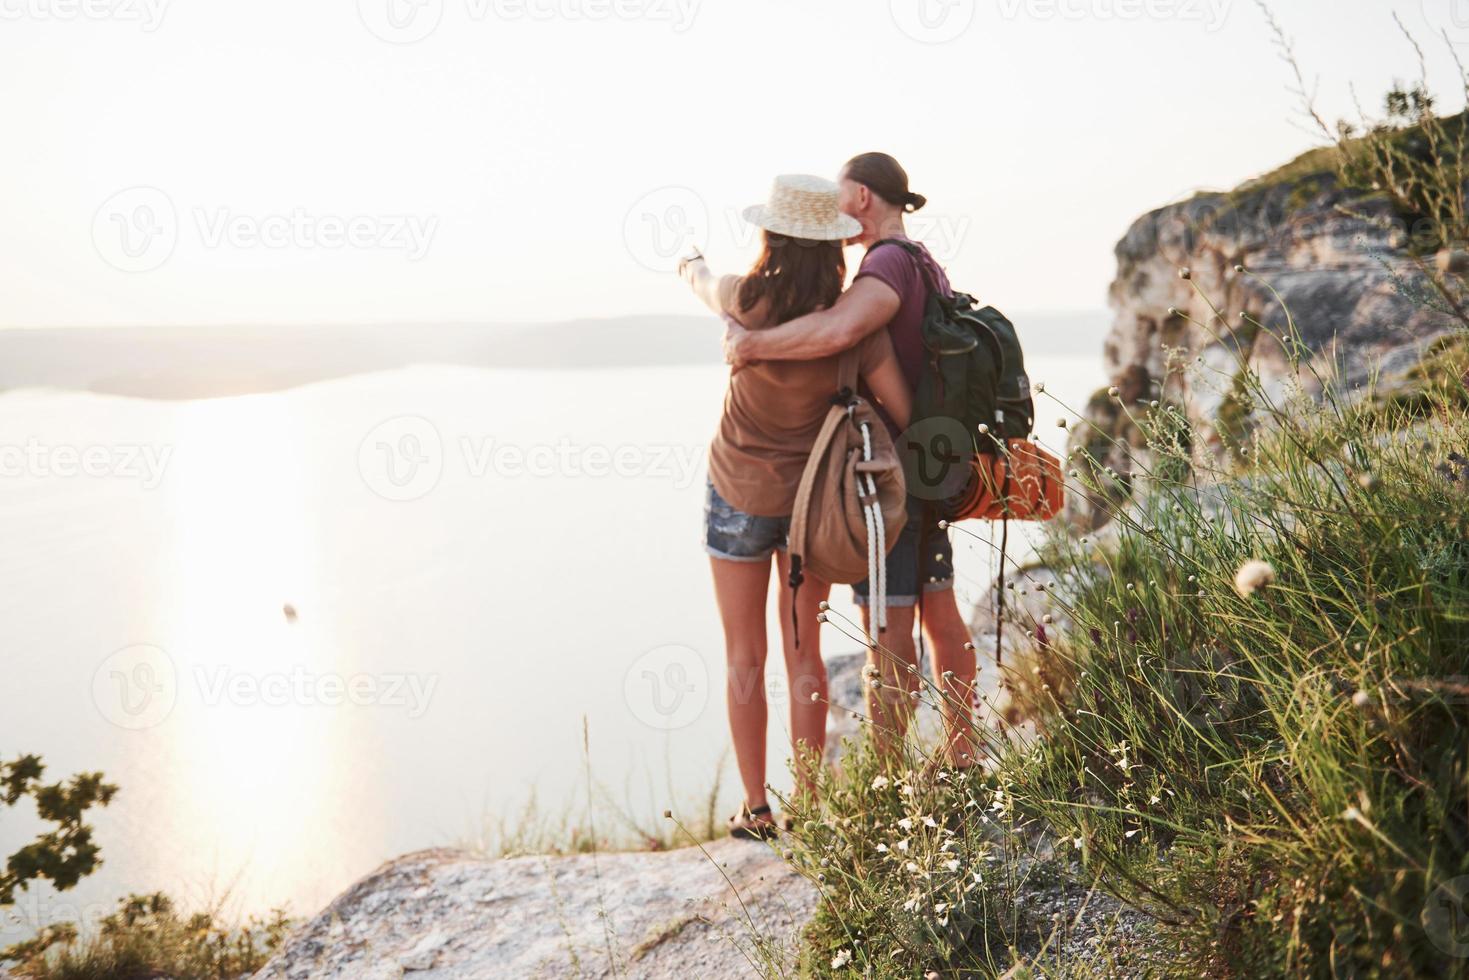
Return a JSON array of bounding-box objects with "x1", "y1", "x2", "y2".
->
[{"x1": 1, "y1": 0, "x2": 1466, "y2": 328}]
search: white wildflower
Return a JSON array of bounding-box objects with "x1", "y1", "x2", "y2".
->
[
  {"x1": 1233, "y1": 559, "x2": 1276, "y2": 598},
  {"x1": 831, "y1": 949, "x2": 852, "y2": 969}
]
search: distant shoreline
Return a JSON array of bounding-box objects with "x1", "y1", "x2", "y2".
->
[{"x1": 0, "y1": 313, "x2": 1106, "y2": 402}]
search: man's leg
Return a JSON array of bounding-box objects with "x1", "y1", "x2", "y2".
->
[
  {"x1": 855, "y1": 517, "x2": 923, "y2": 764},
  {"x1": 918, "y1": 587, "x2": 979, "y2": 767},
  {"x1": 861, "y1": 605, "x2": 918, "y2": 765}
]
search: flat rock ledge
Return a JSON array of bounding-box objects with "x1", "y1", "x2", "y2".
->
[{"x1": 251, "y1": 838, "x2": 814, "y2": 980}]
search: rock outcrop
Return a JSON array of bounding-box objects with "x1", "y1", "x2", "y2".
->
[
  {"x1": 250, "y1": 839, "x2": 814, "y2": 980},
  {"x1": 1069, "y1": 153, "x2": 1464, "y2": 527}
]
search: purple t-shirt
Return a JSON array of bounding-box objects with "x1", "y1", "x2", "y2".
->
[{"x1": 855, "y1": 236, "x2": 952, "y2": 433}]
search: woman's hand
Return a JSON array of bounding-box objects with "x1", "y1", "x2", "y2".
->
[{"x1": 677, "y1": 250, "x2": 705, "y2": 282}]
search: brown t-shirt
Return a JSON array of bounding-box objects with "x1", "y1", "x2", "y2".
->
[{"x1": 698, "y1": 272, "x2": 898, "y2": 518}]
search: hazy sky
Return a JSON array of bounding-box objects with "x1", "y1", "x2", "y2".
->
[{"x1": 2, "y1": 0, "x2": 1466, "y2": 327}]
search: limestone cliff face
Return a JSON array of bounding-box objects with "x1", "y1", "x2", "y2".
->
[{"x1": 1068, "y1": 159, "x2": 1463, "y2": 528}]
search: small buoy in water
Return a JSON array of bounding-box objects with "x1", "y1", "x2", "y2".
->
[{"x1": 283, "y1": 603, "x2": 298, "y2": 623}]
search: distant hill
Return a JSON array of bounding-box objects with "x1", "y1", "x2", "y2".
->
[{"x1": 0, "y1": 312, "x2": 1105, "y2": 400}]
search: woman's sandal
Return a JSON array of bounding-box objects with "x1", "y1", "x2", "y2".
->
[{"x1": 729, "y1": 804, "x2": 781, "y2": 841}]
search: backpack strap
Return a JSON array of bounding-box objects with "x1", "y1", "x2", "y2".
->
[
  {"x1": 787, "y1": 346, "x2": 864, "y2": 648},
  {"x1": 835, "y1": 343, "x2": 860, "y2": 400},
  {"x1": 868, "y1": 237, "x2": 944, "y2": 301}
]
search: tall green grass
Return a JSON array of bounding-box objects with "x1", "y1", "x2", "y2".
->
[
  {"x1": 1006, "y1": 277, "x2": 1469, "y2": 975},
  {"x1": 777, "y1": 265, "x2": 1469, "y2": 976}
]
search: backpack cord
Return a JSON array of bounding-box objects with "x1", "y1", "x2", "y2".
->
[
  {"x1": 790, "y1": 554, "x2": 803, "y2": 650},
  {"x1": 859, "y1": 419, "x2": 887, "y2": 632},
  {"x1": 995, "y1": 516, "x2": 1009, "y2": 670},
  {"x1": 916, "y1": 502, "x2": 932, "y2": 674},
  {"x1": 994, "y1": 462, "x2": 1013, "y2": 672}
]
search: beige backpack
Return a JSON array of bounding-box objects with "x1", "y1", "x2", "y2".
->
[{"x1": 787, "y1": 347, "x2": 908, "y2": 642}]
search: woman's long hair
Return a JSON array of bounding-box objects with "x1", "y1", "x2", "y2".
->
[{"x1": 736, "y1": 230, "x2": 845, "y2": 326}]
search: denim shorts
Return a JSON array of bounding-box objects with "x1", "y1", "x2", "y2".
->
[
  {"x1": 852, "y1": 499, "x2": 954, "y2": 607},
  {"x1": 703, "y1": 479, "x2": 790, "y2": 563}
]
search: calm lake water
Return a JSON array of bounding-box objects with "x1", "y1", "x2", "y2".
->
[{"x1": 0, "y1": 355, "x2": 1101, "y2": 939}]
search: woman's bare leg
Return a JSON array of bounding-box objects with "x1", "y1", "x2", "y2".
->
[
  {"x1": 709, "y1": 555, "x2": 773, "y2": 816},
  {"x1": 775, "y1": 549, "x2": 830, "y2": 801}
]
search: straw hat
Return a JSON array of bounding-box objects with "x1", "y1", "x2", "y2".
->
[{"x1": 742, "y1": 174, "x2": 861, "y2": 241}]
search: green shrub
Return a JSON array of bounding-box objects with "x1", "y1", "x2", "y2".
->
[{"x1": 3, "y1": 892, "x2": 291, "y2": 980}]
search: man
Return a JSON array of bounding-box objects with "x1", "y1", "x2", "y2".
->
[{"x1": 722, "y1": 152, "x2": 979, "y2": 768}]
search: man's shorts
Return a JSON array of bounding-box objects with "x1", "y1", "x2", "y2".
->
[{"x1": 852, "y1": 500, "x2": 954, "y2": 607}]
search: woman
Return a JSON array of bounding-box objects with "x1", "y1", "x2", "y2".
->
[{"x1": 679, "y1": 174, "x2": 912, "y2": 839}]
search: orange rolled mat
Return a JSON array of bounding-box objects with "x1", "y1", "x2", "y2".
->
[{"x1": 946, "y1": 439, "x2": 1065, "y2": 523}]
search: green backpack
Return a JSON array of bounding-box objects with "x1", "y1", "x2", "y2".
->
[
  {"x1": 875, "y1": 239, "x2": 1040, "y2": 668},
  {"x1": 873, "y1": 239, "x2": 1036, "y2": 512}
]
